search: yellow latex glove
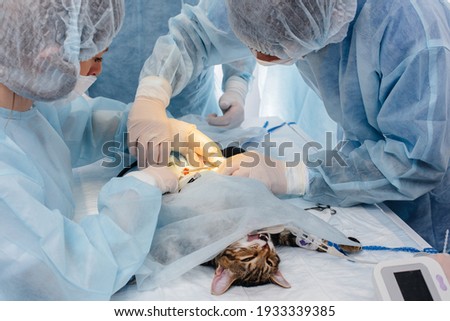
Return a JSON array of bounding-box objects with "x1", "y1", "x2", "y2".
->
[
  {"x1": 168, "y1": 118, "x2": 224, "y2": 168},
  {"x1": 218, "y1": 151, "x2": 307, "y2": 195},
  {"x1": 127, "y1": 76, "x2": 172, "y2": 166},
  {"x1": 207, "y1": 76, "x2": 247, "y2": 128}
]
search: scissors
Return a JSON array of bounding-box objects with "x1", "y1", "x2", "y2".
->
[{"x1": 304, "y1": 203, "x2": 337, "y2": 215}]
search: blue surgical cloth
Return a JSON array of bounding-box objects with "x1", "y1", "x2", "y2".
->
[
  {"x1": 257, "y1": 64, "x2": 337, "y2": 146},
  {"x1": 0, "y1": 97, "x2": 162, "y2": 300},
  {"x1": 89, "y1": 0, "x2": 198, "y2": 104},
  {"x1": 296, "y1": 0, "x2": 450, "y2": 251},
  {"x1": 135, "y1": 172, "x2": 359, "y2": 290},
  {"x1": 136, "y1": 0, "x2": 255, "y2": 116},
  {"x1": 35, "y1": 95, "x2": 131, "y2": 168}
]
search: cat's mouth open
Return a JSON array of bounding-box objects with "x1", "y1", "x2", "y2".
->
[{"x1": 247, "y1": 233, "x2": 270, "y2": 243}]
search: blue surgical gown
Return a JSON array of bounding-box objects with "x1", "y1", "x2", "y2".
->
[
  {"x1": 152, "y1": 0, "x2": 450, "y2": 251},
  {"x1": 298, "y1": 0, "x2": 450, "y2": 252},
  {"x1": 89, "y1": 0, "x2": 255, "y2": 119},
  {"x1": 0, "y1": 96, "x2": 162, "y2": 300},
  {"x1": 137, "y1": 0, "x2": 255, "y2": 117}
]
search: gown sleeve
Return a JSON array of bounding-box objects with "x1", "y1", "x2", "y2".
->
[
  {"x1": 0, "y1": 148, "x2": 161, "y2": 300},
  {"x1": 139, "y1": 0, "x2": 253, "y2": 96},
  {"x1": 304, "y1": 45, "x2": 450, "y2": 206}
]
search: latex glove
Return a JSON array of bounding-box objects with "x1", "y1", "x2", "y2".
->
[
  {"x1": 218, "y1": 151, "x2": 307, "y2": 195},
  {"x1": 168, "y1": 118, "x2": 224, "y2": 167},
  {"x1": 127, "y1": 76, "x2": 173, "y2": 166},
  {"x1": 127, "y1": 166, "x2": 178, "y2": 194},
  {"x1": 207, "y1": 76, "x2": 248, "y2": 128}
]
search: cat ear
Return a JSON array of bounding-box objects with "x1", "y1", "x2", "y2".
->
[
  {"x1": 211, "y1": 266, "x2": 237, "y2": 296},
  {"x1": 270, "y1": 270, "x2": 291, "y2": 289}
]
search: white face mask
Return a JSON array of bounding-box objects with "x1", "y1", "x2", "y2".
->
[
  {"x1": 48, "y1": 75, "x2": 97, "y2": 107},
  {"x1": 256, "y1": 57, "x2": 296, "y2": 66},
  {"x1": 72, "y1": 75, "x2": 97, "y2": 96}
]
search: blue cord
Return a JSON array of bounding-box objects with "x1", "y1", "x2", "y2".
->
[
  {"x1": 267, "y1": 122, "x2": 287, "y2": 133},
  {"x1": 327, "y1": 241, "x2": 347, "y2": 255},
  {"x1": 362, "y1": 245, "x2": 438, "y2": 254},
  {"x1": 262, "y1": 121, "x2": 298, "y2": 134},
  {"x1": 325, "y1": 241, "x2": 439, "y2": 255}
]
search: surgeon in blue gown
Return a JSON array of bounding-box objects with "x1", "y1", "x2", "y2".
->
[
  {"x1": 90, "y1": 0, "x2": 203, "y2": 110},
  {"x1": 219, "y1": 0, "x2": 450, "y2": 252},
  {"x1": 150, "y1": 0, "x2": 449, "y2": 252},
  {"x1": 91, "y1": 1, "x2": 255, "y2": 165},
  {"x1": 126, "y1": 0, "x2": 256, "y2": 166},
  {"x1": 89, "y1": 0, "x2": 198, "y2": 105},
  {"x1": 0, "y1": 0, "x2": 179, "y2": 300}
]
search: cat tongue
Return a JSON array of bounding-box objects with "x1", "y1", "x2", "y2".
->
[
  {"x1": 247, "y1": 233, "x2": 271, "y2": 242},
  {"x1": 247, "y1": 234, "x2": 260, "y2": 242}
]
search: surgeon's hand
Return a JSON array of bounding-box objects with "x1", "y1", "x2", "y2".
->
[
  {"x1": 218, "y1": 151, "x2": 307, "y2": 195},
  {"x1": 127, "y1": 76, "x2": 173, "y2": 166},
  {"x1": 128, "y1": 99, "x2": 171, "y2": 166},
  {"x1": 207, "y1": 76, "x2": 248, "y2": 128},
  {"x1": 168, "y1": 118, "x2": 224, "y2": 167},
  {"x1": 127, "y1": 166, "x2": 178, "y2": 194}
]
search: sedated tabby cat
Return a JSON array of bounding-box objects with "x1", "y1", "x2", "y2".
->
[{"x1": 203, "y1": 228, "x2": 361, "y2": 295}]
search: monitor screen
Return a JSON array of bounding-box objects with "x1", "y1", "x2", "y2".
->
[{"x1": 394, "y1": 269, "x2": 434, "y2": 301}]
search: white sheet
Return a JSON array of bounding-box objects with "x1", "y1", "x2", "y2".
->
[{"x1": 72, "y1": 117, "x2": 430, "y2": 301}]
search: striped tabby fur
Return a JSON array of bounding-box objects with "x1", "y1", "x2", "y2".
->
[{"x1": 204, "y1": 229, "x2": 360, "y2": 295}]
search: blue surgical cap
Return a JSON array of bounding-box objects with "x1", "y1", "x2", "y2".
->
[
  {"x1": 0, "y1": 0, "x2": 124, "y2": 102},
  {"x1": 226, "y1": 0, "x2": 357, "y2": 59}
]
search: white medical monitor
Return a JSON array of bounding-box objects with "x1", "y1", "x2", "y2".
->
[{"x1": 373, "y1": 256, "x2": 450, "y2": 301}]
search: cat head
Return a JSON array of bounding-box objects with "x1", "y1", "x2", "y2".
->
[{"x1": 211, "y1": 233, "x2": 291, "y2": 295}]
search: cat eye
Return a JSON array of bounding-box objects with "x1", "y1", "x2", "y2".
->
[
  {"x1": 267, "y1": 260, "x2": 274, "y2": 267},
  {"x1": 241, "y1": 257, "x2": 254, "y2": 262}
]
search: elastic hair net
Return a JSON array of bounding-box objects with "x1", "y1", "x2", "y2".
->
[
  {"x1": 0, "y1": 0, "x2": 124, "y2": 102},
  {"x1": 226, "y1": 0, "x2": 357, "y2": 59}
]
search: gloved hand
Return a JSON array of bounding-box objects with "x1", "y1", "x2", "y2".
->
[
  {"x1": 168, "y1": 118, "x2": 224, "y2": 167},
  {"x1": 207, "y1": 76, "x2": 248, "y2": 128},
  {"x1": 218, "y1": 151, "x2": 307, "y2": 195},
  {"x1": 127, "y1": 76, "x2": 173, "y2": 166},
  {"x1": 127, "y1": 166, "x2": 178, "y2": 194}
]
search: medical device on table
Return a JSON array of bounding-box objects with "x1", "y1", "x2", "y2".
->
[{"x1": 373, "y1": 256, "x2": 450, "y2": 301}]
